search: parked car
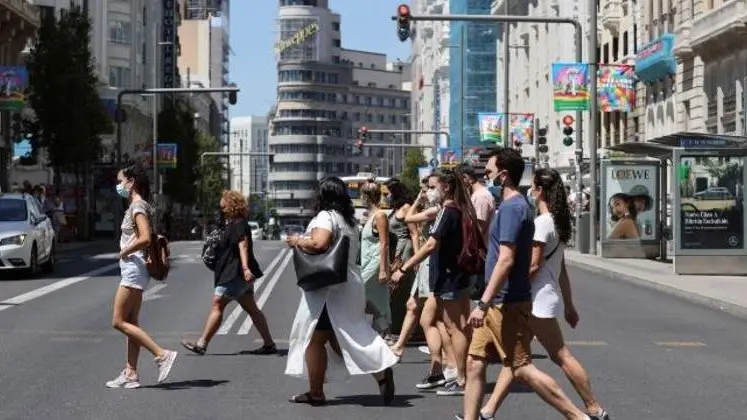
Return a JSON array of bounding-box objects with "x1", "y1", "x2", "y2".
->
[
  {"x1": 247, "y1": 221, "x2": 263, "y2": 241},
  {"x1": 0, "y1": 193, "x2": 56, "y2": 275},
  {"x1": 693, "y1": 187, "x2": 733, "y2": 200}
]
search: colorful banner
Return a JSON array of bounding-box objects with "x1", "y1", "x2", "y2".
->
[
  {"x1": 478, "y1": 112, "x2": 503, "y2": 143},
  {"x1": 156, "y1": 143, "x2": 178, "y2": 169},
  {"x1": 551, "y1": 63, "x2": 590, "y2": 111},
  {"x1": 463, "y1": 147, "x2": 482, "y2": 165},
  {"x1": 509, "y1": 113, "x2": 535, "y2": 145},
  {"x1": 598, "y1": 64, "x2": 636, "y2": 112},
  {"x1": 438, "y1": 148, "x2": 461, "y2": 168},
  {"x1": 0, "y1": 66, "x2": 28, "y2": 111}
]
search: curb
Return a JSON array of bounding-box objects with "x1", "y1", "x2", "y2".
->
[{"x1": 566, "y1": 259, "x2": 747, "y2": 321}]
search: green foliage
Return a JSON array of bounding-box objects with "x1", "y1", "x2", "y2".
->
[
  {"x1": 247, "y1": 193, "x2": 276, "y2": 225},
  {"x1": 401, "y1": 148, "x2": 427, "y2": 194},
  {"x1": 25, "y1": 5, "x2": 111, "y2": 175},
  {"x1": 159, "y1": 100, "x2": 199, "y2": 205},
  {"x1": 196, "y1": 132, "x2": 223, "y2": 211}
]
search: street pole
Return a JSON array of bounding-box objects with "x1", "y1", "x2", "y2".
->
[
  {"x1": 459, "y1": 25, "x2": 465, "y2": 157},
  {"x1": 588, "y1": 3, "x2": 599, "y2": 255},
  {"x1": 502, "y1": 0, "x2": 510, "y2": 148},
  {"x1": 360, "y1": 129, "x2": 449, "y2": 156},
  {"x1": 397, "y1": 13, "x2": 589, "y2": 253},
  {"x1": 151, "y1": 21, "x2": 159, "y2": 195}
]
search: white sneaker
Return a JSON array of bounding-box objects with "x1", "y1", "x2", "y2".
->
[
  {"x1": 443, "y1": 366, "x2": 458, "y2": 381},
  {"x1": 418, "y1": 345, "x2": 430, "y2": 355},
  {"x1": 105, "y1": 370, "x2": 141, "y2": 389},
  {"x1": 155, "y1": 350, "x2": 177, "y2": 383}
]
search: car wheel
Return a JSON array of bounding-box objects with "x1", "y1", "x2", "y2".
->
[
  {"x1": 24, "y1": 244, "x2": 38, "y2": 277},
  {"x1": 42, "y1": 242, "x2": 55, "y2": 273}
]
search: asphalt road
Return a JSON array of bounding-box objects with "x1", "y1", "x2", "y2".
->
[{"x1": 0, "y1": 240, "x2": 744, "y2": 419}]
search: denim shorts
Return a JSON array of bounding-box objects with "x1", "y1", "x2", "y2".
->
[
  {"x1": 214, "y1": 277, "x2": 253, "y2": 300},
  {"x1": 119, "y1": 255, "x2": 149, "y2": 290}
]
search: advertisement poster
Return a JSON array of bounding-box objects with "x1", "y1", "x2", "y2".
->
[
  {"x1": 604, "y1": 163, "x2": 658, "y2": 241},
  {"x1": 0, "y1": 66, "x2": 28, "y2": 111},
  {"x1": 438, "y1": 148, "x2": 461, "y2": 168},
  {"x1": 478, "y1": 113, "x2": 503, "y2": 143},
  {"x1": 597, "y1": 65, "x2": 636, "y2": 112},
  {"x1": 156, "y1": 143, "x2": 178, "y2": 169},
  {"x1": 462, "y1": 147, "x2": 482, "y2": 165},
  {"x1": 509, "y1": 113, "x2": 534, "y2": 145},
  {"x1": 679, "y1": 156, "x2": 744, "y2": 250},
  {"x1": 551, "y1": 63, "x2": 590, "y2": 111}
]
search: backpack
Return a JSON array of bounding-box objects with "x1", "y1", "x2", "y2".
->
[
  {"x1": 443, "y1": 203, "x2": 486, "y2": 275},
  {"x1": 201, "y1": 226, "x2": 224, "y2": 271},
  {"x1": 147, "y1": 233, "x2": 171, "y2": 281}
]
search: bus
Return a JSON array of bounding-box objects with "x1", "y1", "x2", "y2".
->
[{"x1": 340, "y1": 173, "x2": 391, "y2": 225}]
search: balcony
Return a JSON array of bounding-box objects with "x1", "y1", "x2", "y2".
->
[
  {"x1": 0, "y1": 0, "x2": 40, "y2": 30},
  {"x1": 673, "y1": 22, "x2": 693, "y2": 58},
  {"x1": 602, "y1": 0, "x2": 622, "y2": 35},
  {"x1": 690, "y1": 0, "x2": 747, "y2": 58}
]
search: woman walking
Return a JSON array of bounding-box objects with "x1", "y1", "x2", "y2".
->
[
  {"x1": 106, "y1": 165, "x2": 177, "y2": 389},
  {"x1": 285, "y1": 177, "x2": 397, "y2": 406},
  {"x1": 359, "y1": 181, "x2": 392, "y2": 334},
  {"x1": 475, "y1": 168, "x2": 610, "y2": 420},
  {"x1": 181, "y1": 190, "x2": 276, "y2": 355}
]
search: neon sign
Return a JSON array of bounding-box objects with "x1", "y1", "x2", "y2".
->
[{"x1": 274, "y1": 22, "x2": 319, "y2": 54}]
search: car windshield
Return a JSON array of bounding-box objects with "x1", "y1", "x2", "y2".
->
[{"x1": 0, "y1": 199, "x2": 27, "y2": 222}]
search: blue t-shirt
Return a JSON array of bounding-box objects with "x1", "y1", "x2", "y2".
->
[{"x1": 484, "y1": 195, "x2": 534, "y2": 303}]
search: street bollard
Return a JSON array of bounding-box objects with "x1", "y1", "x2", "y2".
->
[{"x1": 576, "y1": 212, "x2": 591, "y2": 254}]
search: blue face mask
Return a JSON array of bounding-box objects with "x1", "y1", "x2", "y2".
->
[
  {"x1": 116, "y1": 183, "x2": 130, "y2": 198},
  {"x1": 487, "y1": 177, "x2": 502, "y2": 202}
]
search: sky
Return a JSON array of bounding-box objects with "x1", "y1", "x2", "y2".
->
[{"x1": 229, "y1": 1, "x2": 412, "y2": 118}]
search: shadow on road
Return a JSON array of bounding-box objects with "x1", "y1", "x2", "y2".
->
[
  {"x1": 325, "y1": 393, "x2": 424, "y2": 407},
  {"x1": 145, "y1": 379, "x2": 230, "y2": 390},
  {"x1": 205, "y1": 348, "x2": 289, "y2": 357}
]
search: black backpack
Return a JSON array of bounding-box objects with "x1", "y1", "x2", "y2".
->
[{"x1": 202, "y1": 226, "x2": 225, "y2": 271}]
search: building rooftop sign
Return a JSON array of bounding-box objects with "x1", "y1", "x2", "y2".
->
[{"x1": 274, "y1": 22, "x2": 319, "y2": 54}]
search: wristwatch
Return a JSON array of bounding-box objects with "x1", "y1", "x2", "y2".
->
[{"x1": 477, "y1": 300, "x2": 491, "y2": 312}]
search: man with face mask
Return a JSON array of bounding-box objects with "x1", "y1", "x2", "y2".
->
[{"x1": 459, "y1": 164, "x2": 495, "y2": 241}]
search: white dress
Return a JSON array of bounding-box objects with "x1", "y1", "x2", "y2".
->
[{"x1": 285, "y1": 210, "x2": 398, "y2": 380}]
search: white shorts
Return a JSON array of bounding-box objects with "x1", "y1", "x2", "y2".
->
[{"x1": 119, "y1": 255, "x2": 150, "y2": 290}]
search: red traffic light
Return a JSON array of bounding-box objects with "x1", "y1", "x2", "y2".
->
[
  {"x1": 398, "y1": 4, "x2": 410, "y2": 15},
  {"x1": 359, "y1": 126, "x2": 367, "y2": 132},
  {"x1": 562, "y1": 115, "x2": 574, "y2": 126}
]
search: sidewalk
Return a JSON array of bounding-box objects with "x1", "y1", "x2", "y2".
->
[{"x1": 565, "y1": 249, "x2": 747, "y2": 319}]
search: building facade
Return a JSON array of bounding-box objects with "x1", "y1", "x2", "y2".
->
[
  {"x1": 229, "y1": 116, "x2": 270, "y2": 197},
  {"x1": 269, "y1": 0, "x2": 411, "y2": 224}
]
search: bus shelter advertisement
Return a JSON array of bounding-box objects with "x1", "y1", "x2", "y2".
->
[
  {"x1": 678, "y1": 156, "x2": 744, "y2": 250},
  {"x1": 602, "y1": 161, "x2": 658, "y2": 243}
]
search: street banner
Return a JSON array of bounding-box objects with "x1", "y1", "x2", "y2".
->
[
  {"x1": 462, "y1": 147, "x2": 482, "y2": 165},
  {"x1": 0, "y1": 66, "x2": 28, "y2": 111},
  {"x1": 509, "y1": 113, "x2": 535, "y2": 145},
  {"x1": 438, "y1": 148, "x2": 461, "y2": 168},
  {"x1": 478, "y1": 112, "x2": 503, "y2": 143},
  {"x1": 598, "y1": 64, "x2": 636, "y2": 112},
  {"x1": 156, "y1": 143, "x2": 178, "y2": 169},
  {"x1": 551, "y1": 63, "x2": 590, "y2": 111}
]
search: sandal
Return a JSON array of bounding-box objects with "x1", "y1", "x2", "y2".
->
[
  {"x1": 180, "y1": 340, "x2": 206, "y2": 355},
  {"x1": 289, "y1": 392, "x2": 326, "y2": 406},
  {"x1": 248, "y1": 344, "x2": 277, "y2": 355},
  {"x1": 375, "y1": 367, "x2": 395, "y2": 405}
]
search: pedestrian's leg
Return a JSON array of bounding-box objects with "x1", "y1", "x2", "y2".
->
[
  {"x1": 237, "y1": 291, "x2": 276, "y2": 350},
  {"x1": 390, "y1": 296, "x2": 422, "y2": 358},
  {"x1": 440, "y1": 295, "x2": 470, "y2": 385}
]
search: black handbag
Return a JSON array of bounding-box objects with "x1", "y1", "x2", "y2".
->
[{"x1": 293, "y1": 212, "x2": 350, "y2": 292}]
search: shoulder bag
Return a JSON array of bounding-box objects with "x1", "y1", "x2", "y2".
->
[{"x1": 293, "y1": 211, "x2": 350, "y2": 292}]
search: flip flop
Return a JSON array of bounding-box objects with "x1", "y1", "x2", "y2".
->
[
  {"x1": 180, "y1": 340, "x2": 206, "y2": 355},
  {"x1": 376, "y1": 367, "x2": 395, "y2": 405},
  {"x1": 289, "y1": 392, "x2": 326, "y2": 406}
]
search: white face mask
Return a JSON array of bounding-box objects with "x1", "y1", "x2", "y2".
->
[{"x1": 426, "y1": 188, "x2": 441, "y2": 204}]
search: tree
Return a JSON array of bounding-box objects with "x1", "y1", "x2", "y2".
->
[
  {"x1": 247, "y1": 193, "x2": 276, "y2": 225},
  {"x1": 196, "y1": 132, "x2": 223, "y2": 212},
  {"x1": 401, "y1": 148, "x2": 427, "y2": 194},
  {"x1": 26, "y1": 5, "x2": 112, "y2": 239},
  {"x1": 159, "y1": 100, "x2": 199, "y2": 205}
]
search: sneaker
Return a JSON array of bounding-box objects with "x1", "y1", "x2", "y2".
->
[
  {"x1": 105, "y1": 370, "x2": 141, "y2": 389},
  {"x1": 454, "y1": 413, "x2": 493, "y2": 420},
  {"x1": 437, "y1": 380, "x2": 465, "y2": 396},
  {"x1": 155, "y1": 350, "x2": 177, "y2": 383},
  {"x1": 418, "y1": 345, "x2": 430, "y2": 355},
  {"x1": 443, "y1": 366, "x2": 458, "y2": 381},
  {"x1": 590, "y1": 409, "x2": 611, "y2": 420},
  {"x1": 415, "y1": 373, "x2": 447, "y2": 389}
]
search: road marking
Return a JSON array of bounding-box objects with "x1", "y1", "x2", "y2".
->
[
  {"x1": 237, "y1": 250, "x2": 293, "y2": 335},
  {"x1": 142, "y1": 283, "x2": 169, "y2": 302},
  {"x1": 654, "y1": 341, "x2": 707, "y2": 348},
  {"x1": 566, "y1": 340, "x2": 608, "y2": 346},
  {"x1": 216, "y1": 249, "x2": 290, "y2": 335},
  {"x1": 90, "y1": 253, "x2": 120, "y2": 260},
  {"x1": 0, "y1": 262, "x2": 120, "y2": 312}
]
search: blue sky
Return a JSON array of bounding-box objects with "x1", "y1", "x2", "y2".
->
[{"x1": 229, "y1": 1, "x2": 412, "y2": 118}]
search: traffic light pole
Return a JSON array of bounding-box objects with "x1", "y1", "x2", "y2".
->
[
  {"x1": 361, "y1": 129, "x2": 448, "y2": 156},
  {"x1": 397, "y1": 13, "x2": 591, "y2": 254}
]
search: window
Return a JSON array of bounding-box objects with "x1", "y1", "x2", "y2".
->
[
  {"x1": 277, "y1": 18, "x2": 319, "y2": 61},
  {"x1": 280, "y1": 0, "x2": 317, "y2": 6},
  {"x1": 109, "y1": 66, "x2": 131, "y2": 88},
  {"x1": 332, "y1": 39, "x2": 341, "y2": 47},
  {"x1": 332, "y1": 22, "x2": 340, "y2": 31},
  {"x1": 108, "y1": 20, "x2": 132, "y2": 45}
]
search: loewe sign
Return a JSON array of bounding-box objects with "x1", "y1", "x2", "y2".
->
[{"x1": 274, "y1": 22, "x2": 319, "y2": 54}]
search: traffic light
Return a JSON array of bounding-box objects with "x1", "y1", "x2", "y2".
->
[
  {"x1": 537, "y1": 127, "x2": 548, "y2": 154},
  {"x1": 562, "y1": 115, "x2": 574, "y2": 147},
  {"x1": 228, "y1": 82, "x2": 237, "y2": 105},
  {"x1": 396, "y1": 4, "x2": 412, "y2": 42},
  {"x1": 355, "y1": 126, "x2": 370, "y2": 153}
]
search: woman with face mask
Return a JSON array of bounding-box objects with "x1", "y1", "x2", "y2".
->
[
  {"x1": 106, "y1": 165, "x2": 177, "y2": 389},
  {"x1": 359, "y1": 181, "x2": 393, "y2": 335},
  {"x1": 181, "y1": 190, "x2": 276, "y2": 356}
]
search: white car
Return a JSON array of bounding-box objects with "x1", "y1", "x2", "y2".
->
[
  {"x1": 247, "y1": 221, "x2": 263, "y2": 241},
  {"x1": 0, "y1": 193, "x2": 55, "y2": 275},
  {"x1": 280, "y1": 225, "x2": 304, "y2": 242}
]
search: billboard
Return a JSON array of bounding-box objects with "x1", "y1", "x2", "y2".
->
[{"x1": 601, "y1": 161, "x2": 659, "y2": 242}]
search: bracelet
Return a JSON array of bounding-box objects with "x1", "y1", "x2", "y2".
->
[{"x1": 398, "y1": 267, "x2": 407, "y2": 274}]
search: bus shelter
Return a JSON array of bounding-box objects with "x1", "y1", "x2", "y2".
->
[{"x1": 608, "y1": 132, "x2": 747, "y2": 275}]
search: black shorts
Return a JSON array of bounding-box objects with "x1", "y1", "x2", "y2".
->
[{"x1": 315, "y1": 305, "x2": 333, "y2": 331}]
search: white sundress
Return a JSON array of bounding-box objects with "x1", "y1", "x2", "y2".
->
[{"x1": 285, "y1": 210, "x2": 398, "y2": 381}]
